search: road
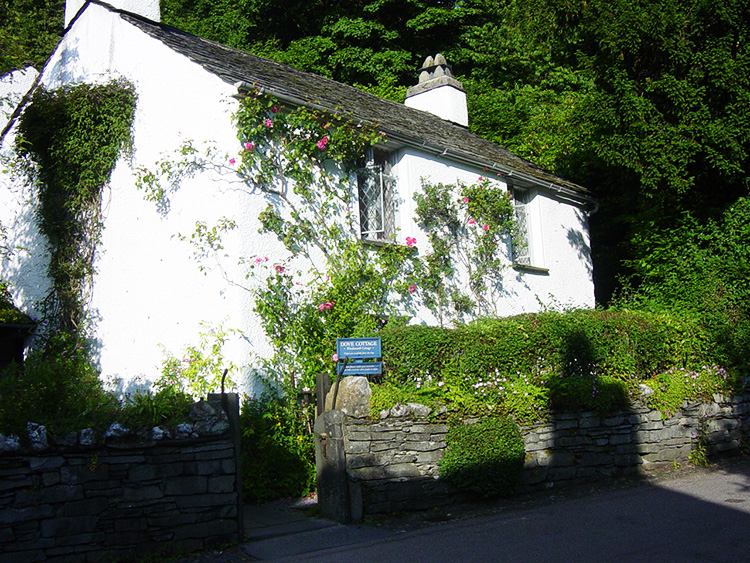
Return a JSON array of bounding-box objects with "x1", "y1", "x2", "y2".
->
[{"x1": 281, "y1": 458, "x2": 750, "y2": 563}]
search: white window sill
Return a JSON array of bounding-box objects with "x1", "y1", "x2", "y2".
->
[
  {"x1": 361, "y1": 236, "x2": 396, "y2": 247},
  {"x1": 512, "y1": 263, "x2": 549, "y2": 275}
]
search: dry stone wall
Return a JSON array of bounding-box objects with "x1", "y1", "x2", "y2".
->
[
  {"x1": 332, "y1": 394, "x2": 750, "y2": 519},
  {"x1": 0, "y1": 395, "x2": 242, "y2": 562}
]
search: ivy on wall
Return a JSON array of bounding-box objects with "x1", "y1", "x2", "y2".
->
[
  {"x1": 0, "y1": 80, "x2": 138, "y2": 438},
  {"x1": 14, "y1": 79, "x2": 137, "y2": 335}
]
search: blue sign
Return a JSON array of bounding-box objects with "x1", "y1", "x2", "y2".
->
[
  {"x1": 336, "y1": 338, "x2": 381, "y2": 359},
  {"x1": 339, "y1": 361, "x2": 383, "y2": 376}
]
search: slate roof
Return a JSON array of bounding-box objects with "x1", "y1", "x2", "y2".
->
[{"x1": 110, "y1": 5, "x2": 591, "y2": 201}]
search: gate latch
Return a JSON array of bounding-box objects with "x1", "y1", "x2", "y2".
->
[{"x1": 318, "y1": 433, "x2": 328, "y2": 459}]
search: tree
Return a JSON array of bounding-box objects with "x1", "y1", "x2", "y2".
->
[
  {"x1": 0, "y1": 0, "x2": 63, "y2": 75},
  {"x1": 561, "y1": 0, "x2": 750, "y2": 300},
  {"x1": 163, "y1": 0, "x2": 486, "y2": 100}
]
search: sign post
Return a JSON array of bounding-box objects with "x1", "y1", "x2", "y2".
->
[{"x1": 335, "y1": 337, "x2": 382, "y2": 377}]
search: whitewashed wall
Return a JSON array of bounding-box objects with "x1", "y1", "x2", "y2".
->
[
  {"x1": 1, "y1": 68, "x2": 39, "y2": 131},
  {"x1": 0, "y1": 67, "x2": 51, "y2": 324},
  {"x1": 397, "y1": 149, "x2": 594, "y2": 319},
  {"x1": 0, "y1": 2, "x2": 594, "y2": 394}
]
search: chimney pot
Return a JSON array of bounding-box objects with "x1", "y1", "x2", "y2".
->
[{"x1": 405, "y1": 53, "x2": 468, "y2": 127}]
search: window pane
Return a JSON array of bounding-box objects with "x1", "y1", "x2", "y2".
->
[
  {"x1": 358, "y1": 166, "x2": 384, "y2": 239},
  {"x1": 513, "y1": 189, "x2": 532, "y2": 265},
  {"x1": 358, "y1": 150, "x2": 395, "y2": 242}
]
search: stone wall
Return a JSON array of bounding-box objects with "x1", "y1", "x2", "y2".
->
[
  {"x1": 0, "y1": 395, "x2": 242, "y2": 562},
  {"x1": 317, "y1": 383, "x2": 750, "y2": 521}
]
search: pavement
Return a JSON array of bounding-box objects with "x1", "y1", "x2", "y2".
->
[
  {"x1": 172, "y1": 456, "x2": 750, "y2": 562},
  {"x1": 242, "y1": 497, "x2": 392, "y2": 560}
]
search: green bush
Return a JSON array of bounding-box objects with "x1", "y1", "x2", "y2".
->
[
  {"x1": 0, "y1": 332, "x2": 118, "y2": 437},
  {"x1": 439, "y1": 416, "x2": 525, "y2": 497},
  {"x1": 239, "y1": 392, "x2": 316, "y2": 503},
  {"x1": 644, "y1": 365, "x2": 738, "y2": 417},
  {"x1": 375, "y1": 308, "x2": 714, "y2": 422},
  {"x1": 624, "y1": 197, "x2": 750, "y2": 372},
  {"x1": 381, "y1": 309, "x2": 705, "y2": 387},
  {"x1": 118, "y1": 387, "x2": 194, "y2": 430},
  {"x1": 0, "y1": 332, "x2": 196, "y2": 440}
]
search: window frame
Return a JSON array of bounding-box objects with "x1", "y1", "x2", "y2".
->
[
  {"x1": 511, "y1": 186, "x2": 547, "y2": 273},
  {"x1": 356, "y1": 147, "x2": 397, "y2": 244}
]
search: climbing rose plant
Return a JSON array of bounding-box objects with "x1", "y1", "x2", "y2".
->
[
  {"x1": 413, "y1": 177, "x2": 515, "y2": 324},
  {"x1": 136, "y1": 91, "x2": 516, "y2": 389}
]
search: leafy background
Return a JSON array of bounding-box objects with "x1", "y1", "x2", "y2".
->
[{"x1": 3, "y1": 0, "x2": 748, "y2": 308}]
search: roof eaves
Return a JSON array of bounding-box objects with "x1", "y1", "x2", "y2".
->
[{"x1": 117, "y1": 11, "x2": 593, "y2": 203}]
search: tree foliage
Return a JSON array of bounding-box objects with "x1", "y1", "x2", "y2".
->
[
  {"x1": 3, "y1": 0, "x2": 749, "y2": 307},
  {"x1": 163, "y1": 0, "x2": 485, "y2": 100},
  {"x1": 0, "y1": 0, "x2": 63, "y2": 74}
]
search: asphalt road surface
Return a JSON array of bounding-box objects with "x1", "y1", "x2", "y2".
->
[{"x1": 284, "y1": 458, "x2": 750, "y2": 563}]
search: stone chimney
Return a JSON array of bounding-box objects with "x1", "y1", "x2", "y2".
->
[
  {"x1": 65, "y1": 0, "x2": 161, "y2": 27},
  {"x1": 404, "y1": 54, "x2": 468, "y2": 127}
]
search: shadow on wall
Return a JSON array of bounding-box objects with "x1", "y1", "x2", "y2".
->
[
  {"x1": 313, "y1": 333, "x2": 749, "y2": 523},
  {"x1": 566, "y1": 220, "x2": 593, "y2": 278},
  {"x1": 1, "y1": 188, "x2": 51, "y2": 321},
  {"x1": 526, "y1": 330, "x2": 639, "y2": 487}
]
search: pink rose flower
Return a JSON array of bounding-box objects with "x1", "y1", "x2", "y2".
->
[
  {"x1": 318, "y1": 303, "x2": 325, "y2": 311},
  {"x1": 408, "y1": 284, "x2": 416, "y2": 293},
  {"x1": 229, "y1": 158, "x2": 236, "y2": 164},
  {"x1": 317, "y1": 136, "x2": 328, "y2": 150},
  {"x1": 483, "y1": 224, "x2": 490, "y2": 231},
  {"x1": 332, "y1": 353, "x2": 339, "y2": 361},
  {"x1": 265, "y1": 119, "x2": 273, "y2": 127},
  {"x1": 272, "y1": 106, "x2": 279, "y2": 113},
  {"x1": 274, "y1": 264, "x2": 285, "y2": 273},
  {"x1": 463, "y1": 197, "x2": 469, "y2": 203},
  {"x1": 405, "y1": 236, "x2": 416, "y2": 247},
  {"x1": 468, "y1": 219, "x2": 476, "y2": 225},
  {"x1": 245, "y1": 142, "x2": 254, "y2": 150}
]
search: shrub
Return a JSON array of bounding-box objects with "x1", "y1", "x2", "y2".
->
[
  {"x1": 380, "y1": 309, "x2": 706, "y2": 388},
  {"x1": 376, "y1": 308, "x2": 714, "y2": 422},
  {"x1": 440, "y1": 416, "x2": 525, "y2": 497},
  {"x1": 0, "y1": 332, "x2": 195, "y2": 440},
  {"x1": 118, "y1": 387, "x2": 194, "y2": 430},
  {"x1": 0, "y1": 332, "x2": 118, "y2": 437},
  {"x1": 239, "y1": 391, "x2": 316, "y2": 503},
  {"x1": 643, "y1": 365, "x2": 738, "y2": 417},
  {"x1": 624, "y1": 197, "x2": 750, "y2": 372}
]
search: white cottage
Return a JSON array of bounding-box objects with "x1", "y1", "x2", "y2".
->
[{"x1": 0, "y1": 0, "x2": 596, "y2": 393}]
